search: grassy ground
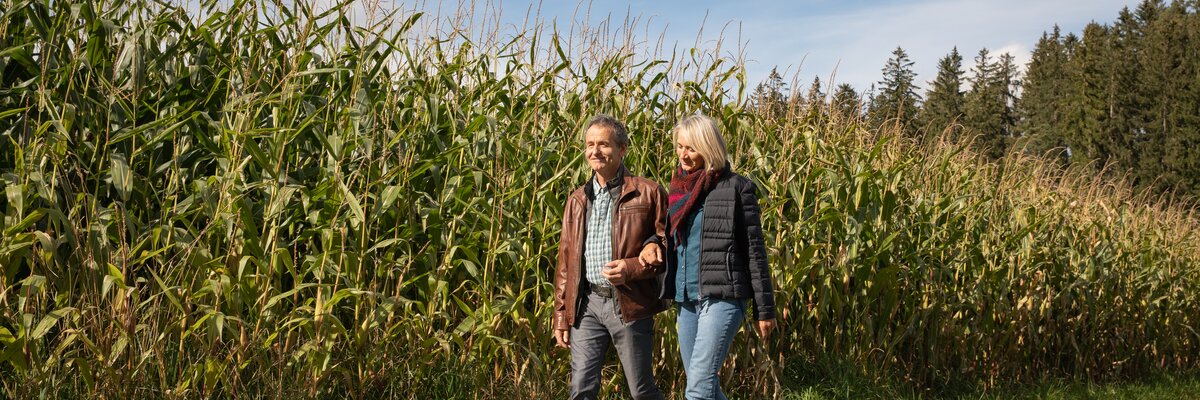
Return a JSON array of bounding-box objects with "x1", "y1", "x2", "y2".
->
[
  {"x1": 779, "y1": 360, "x2": 1200, "y2": 400},
  {"x1": 978, "y1": 376, "x2": 1200, "y2": 400}
]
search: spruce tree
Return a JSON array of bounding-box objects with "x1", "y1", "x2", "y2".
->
[
  {"x1": 964, "y1": 48, "x2": 1007, "y2": 158},
  {"x1": 1059, "y1": 23, "x2": 1108, "y2": 168},
  {"x1": 1012, "y1": 0, "x2": 1199, "y2": 196},
  {"x1": 1101, "y1": 7, "x2": 1147, "y2": 178},
  {"x1": 867, "y1": 47, "x2": 922, "y2": 136},
  {"x1": 1138, "y1": 0, "x2": 1172, "y2": 192},
  {"x1": 830, "y1": 83, "x2": 861, "y2": 122},
  {"x1": 804, "y1": 76, "x2": 827, "y2": 123},
  {"x1": 919, "y1": 47, "x2": 966, "y2": 141},
  {"x1": 1017, "y1": 27, "x2": 1071, "y2": 161},
  {"x1": 1152, "y1": 2, "x2": 1200, "y2": 196},
  {"x1": 1181, "y1": 1, "x2": 1200, "y2": 197},
  {"x1": 752, "y1": 67, "x2": 789, "y2": 118},
  {"x1": 996, "y1": 53, "x2": 1021, "y2": 149}
]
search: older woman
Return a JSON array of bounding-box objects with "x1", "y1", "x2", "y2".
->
[{"x1": 642, "y1": 114, "x2": 776, "y2": 399}]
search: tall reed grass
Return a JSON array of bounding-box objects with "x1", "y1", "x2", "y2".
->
[{"x1": 1, "y1": 0, "x2": 1197, "y2": 398}]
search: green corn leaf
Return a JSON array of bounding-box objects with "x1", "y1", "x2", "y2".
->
[{"x1": 30, "y1": 307, "x2": 75, "y2": 341}]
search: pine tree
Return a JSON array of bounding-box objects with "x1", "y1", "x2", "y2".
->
[
  {"x1": 1138, "y1": 0, "x2": 1172, "y2": 191},
  {"x1": 1017, "y1": 27, "x2": 1071, "y2": 161},
  {"x1": 803, "y1": 76, "x2": 827, "y2": 123},
  {"x1": 919, "y1": 47, "x2": 966, "y2": 140},
  {"x1": 964, "y1": 48, "x2": 1007, "y2": 158},
  {"x1": 867, "y1": 47, "x2": 922, "y2": 136},
  {"x1": 752, "y1": 67, "x2": 789, "y2": 118},
  {"x1": 1101, "y1": 6, "x2": 1148, "y2": 178},
  {"x1": 1149, "y1": 2, "x2": 1200, "y2": 196},
  {"x1": 1135, "y1": 0, "x2": 1162, "y2": 25},
  {"x1": 1070, "y1": 22, "x2": 1123, "y2": 169},
  {"x1": 830, "y1": 83, "x2": 861, "y2": 122},
  {"x1": 1180, "y1": 1, "x2": 1200, "y2": 197},
  {"x1": 995, "y1": 52, "x2": 1021, "y2": 148},
  {"x1": 1063, "y1": 23, "x2": 1115, "y2": 169},
  {"x1": 1012, "y1": 0, "x2": 1199, "y2": 196}
]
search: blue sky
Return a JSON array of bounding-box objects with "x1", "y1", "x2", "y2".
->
[
  {"x1": 225, "y1": 0, "x2": 1144, "y2": 96},
  {"x1": 505, "y1": 0, "x2": 1145, "y2": 95}
]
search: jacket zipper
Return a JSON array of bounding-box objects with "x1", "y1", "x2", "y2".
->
[
  {"x1": 726, "y1": 246, "x2": 735, "y2": 282},
  {"x1": 611, "y1": 188, "x2": 626, "y2": 322},
  {"x1": 574, "y1": 197, "x2": 589, "y2": 322}
]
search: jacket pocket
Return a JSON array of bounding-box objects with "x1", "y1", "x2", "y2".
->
[
  {"x1": 619, "y1": 204, "x2": 651, "y2": 213},
  {"x1": 725, "y1": 248, "x2": 735, "y2": 282}
]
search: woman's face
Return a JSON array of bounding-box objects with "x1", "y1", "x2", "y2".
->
[{"x1": 676, "y1": 136, "x2": 705, "y2": 172}]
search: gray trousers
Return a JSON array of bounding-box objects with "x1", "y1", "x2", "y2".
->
[{"x1": 570, "y1": 292, "x2": 664, "y2": 400}]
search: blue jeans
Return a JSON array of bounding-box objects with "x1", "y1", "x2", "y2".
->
[{"x1": 677, "y1": 298, "x2": 745, "y2": 400}]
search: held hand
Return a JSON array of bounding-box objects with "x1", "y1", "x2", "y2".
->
[
  {"x1": 602, "y1": 260, "x2": 628, "y2": 286},
  {"x1": 554, "y1": 329, "x2": 570, "y2": 349},
  {"x1": 639, "y1": 242, "x2": 664, "y2": 266},
  {"x1": 756, "y1": 319, "x2": 776, "y2": 339}
]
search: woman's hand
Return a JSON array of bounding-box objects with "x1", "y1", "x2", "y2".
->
[
  {"x1": 755, "y1": 319, "x2": 776, "y2": 339},
  {"x1": 639, "y1": 242, "x2": 663, "y2": 266}
]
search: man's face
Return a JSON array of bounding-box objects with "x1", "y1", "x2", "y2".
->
[{"x1": 585, "y1": 125, "x2": 627, "y2": 176}]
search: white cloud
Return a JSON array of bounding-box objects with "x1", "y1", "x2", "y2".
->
[{"x1": 995, "y1": 42, "x2": 1032, "y2": 73}]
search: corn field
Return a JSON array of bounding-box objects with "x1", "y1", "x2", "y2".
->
[{"x1": 1, "y1": 0, "x2": 1198, "y2": 398}]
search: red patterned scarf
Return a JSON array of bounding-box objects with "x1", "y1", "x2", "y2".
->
[{"x1": 667, "y1": 167, "x2": 720, "y2": 247}]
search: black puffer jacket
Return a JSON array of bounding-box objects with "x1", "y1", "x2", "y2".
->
[{"x1": 661, "y1": 169, "x2": 776, "y2": 321}]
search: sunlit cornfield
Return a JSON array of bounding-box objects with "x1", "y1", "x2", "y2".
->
[{"x1": 1, "y1": 0, "x2": 1198, "y2": 398}]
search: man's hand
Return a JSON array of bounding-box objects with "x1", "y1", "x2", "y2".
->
[
  {"x1": 639, "y1": 242, "x2": 664, "y2": 266},
  {"x1": 755, "y1": 319, "x2": 776, "y2": 339},
  {"x1": 554, "y1": 329, "x2": 570, "y2": 349},
  {"x1": 602, "y1": 259, "x2": 629, "y2": 286}
]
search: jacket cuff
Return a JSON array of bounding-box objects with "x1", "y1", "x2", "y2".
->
[
  {"x1": 641, "y1": 235, "x2": 663, "y2": 247},
  {"x1": 752, "y1": 305, "x2": 776, "y2": 321},
  {"x1": 554, "y1": 312, "x2": 570, "y2": 330},
  {"x1": 622, "y1": 256, "x2": 657, "y2": 281}
]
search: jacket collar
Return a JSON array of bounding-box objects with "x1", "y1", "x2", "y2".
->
[{"x1": 584, "y1": 165, "x2": 630, "y2": 201}]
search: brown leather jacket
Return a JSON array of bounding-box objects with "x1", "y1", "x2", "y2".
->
[{"x1": 554, "y1": 167, "x2": 668, "y2": 331}]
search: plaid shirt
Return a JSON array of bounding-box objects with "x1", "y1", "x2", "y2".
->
[{"x1": 584, "y1": 173, "x2": 623, "y2": 288}]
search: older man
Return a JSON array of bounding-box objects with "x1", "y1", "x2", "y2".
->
[{"x1": 553, "y1": 114, "x2": 668, "y2": 400}]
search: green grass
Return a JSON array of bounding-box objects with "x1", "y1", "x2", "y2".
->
[
  {"x1": 979, "y1": 375, "x2": 1200, "y2": 400},
  {"x1": 589, "y1": 359, "x2": 1200, "y2": 399},
  {"x1": 779, "y1": 361, "x2": 1200, "y2": 400}
]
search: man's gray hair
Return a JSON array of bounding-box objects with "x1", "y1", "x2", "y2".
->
[{"x1": 584, "y1": 114, "x2": 629, "y2": 148}]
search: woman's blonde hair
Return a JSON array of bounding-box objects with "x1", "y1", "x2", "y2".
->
[{"x1": 672, "y1": 114, "x2": 728, "y2": 172}]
